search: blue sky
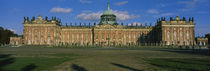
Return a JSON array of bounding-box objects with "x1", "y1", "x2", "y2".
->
[{"x1": 0, "y1": 0, "x2": 209, "y2": 36}]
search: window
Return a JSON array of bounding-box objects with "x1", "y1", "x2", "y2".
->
[
  {"x1": 119, "y1": 33, "x2": 121, "y2": 39},
  {"x1": 129, "y1": 32, "x2": 131, "y2": 42},
  {"x1": 167, "y1": 31, "x2": 170, "y2": 40},
  {"x1": 102, "y1": 34, "x2": 104, "y2": 39},
  {"x1": 28, "y1": 31, "x2": 31, "y2": 44},
  {"x1": 77, "y1": 33, "x2": 79, "y2": 40},
  {"x1": 96, "y1": 34, "x2": 98, "y2": 39},
  {"x1": 180, "y1": 32, "x2": 183, "y2": 45},
  {"x1": 187, "y1": 31, "x2": 189, "y2": 40},
  {"x1": 63, "y1": 33, "x2": 65, "y2": 42},
  {"x1": 72, "y1": 34, "x2": 74, "y2": 43},
  {"x1": 174, "y1": 32, "x2": 176, "y2": 40},
  {"x1": 134, "y1": 32, "x2": 135, "y2": 41},
  {"x1": 167, "y1": 31, "x2": 170, "y2": 45},
  {"x1": 68, "y1": 32, "x2": 69, "y2": 40},
  {"x1": 48, "y1": 37, "x2": 50, "y2": 44}
]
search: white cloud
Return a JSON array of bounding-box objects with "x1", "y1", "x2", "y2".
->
[
  {"x1": 8, "y1": 28, "x2": 16, "y2": 33},
  {"x1": 50, "y1": 7, "x2": 72, "y2": 13},
  {"x1": 178, "y1": 0, "x2": 198, "y2": 7},
  {"x1": 177, "y1": 0, "x2": 199, "y2": 12},
  {"x1": 113, "y1": 10, "x2": 140, "y2": 20},
  {"x1": 80, "y1": 0, "x2": 92, "y2": 4},
  {"x1": 115, "y1": 1, "x2": 128, "y2": 6},
  {"x1": 147, "y1": 9, "x2": 159, "y2": 14},
  {"x1": 76, "y1": 10, "x2": 140, "y2": 21},
  {"x1": 76, "y1": 11, "x2": 103, "y2": 21}
]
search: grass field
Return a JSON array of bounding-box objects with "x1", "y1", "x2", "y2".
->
[{"x1": 0, "y1": 46, "x2": 210, "y2": 71}]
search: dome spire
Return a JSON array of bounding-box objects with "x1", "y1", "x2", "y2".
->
[{"x1": 107, "y1": 1, "x2": 110, "y2": 10}]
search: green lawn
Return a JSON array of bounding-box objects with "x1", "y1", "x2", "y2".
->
[
  {"x1": 145, "y1": 58, "x2": 210, "y2": 71},
  {"x1": 0, "y1": 46, "x2": 210, "y2": 71},
  {"x1": 0, "y1": 53, "x2": 77, "y2": 71}
]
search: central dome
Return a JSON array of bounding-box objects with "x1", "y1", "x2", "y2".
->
[
  {"x1": 103, "y1": 2, "x2": 114, "y2": 15},
  {"x1": 99, "y1": 2, "x2": 118, "y2": 25}
]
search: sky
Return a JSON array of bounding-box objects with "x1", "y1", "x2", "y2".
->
[{"x1": 0, "y1": 0, "x2": 210, "y2": 36}]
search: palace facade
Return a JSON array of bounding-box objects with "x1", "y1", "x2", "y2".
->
[{"x1": 12, "y1": 3, "x2": 196, "y2": 46}]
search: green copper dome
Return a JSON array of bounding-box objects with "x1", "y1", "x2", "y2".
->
[
  {"x1": 99, "y1": 2, "x2": 118, "y2": 25},
  {"x1": 103, "y1": 2, "x2": 114, "y2": 15}
]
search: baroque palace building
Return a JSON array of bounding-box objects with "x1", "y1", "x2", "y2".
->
[{"x1": 16, "y1": 3, "x2": 195, "y2": 46}]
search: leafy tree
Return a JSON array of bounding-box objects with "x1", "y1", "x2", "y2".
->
[{"x1": 0, "y1": 27, "x2": 18, "y2": 45}]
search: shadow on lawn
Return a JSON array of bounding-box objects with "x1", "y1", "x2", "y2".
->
[
  {"x1": 111, "y1": 62, "x2": 142, "y2": 71},
  {"x1": 22, "y1": 64, "x2": 37, "y2": 71},
  {"x1": 71, "y1": 64, "x2": 87, "y2": 71},
  {"x1": 0, "y1": 54, "x2": 37, "y2": 71},
  {"x1": 0, "y1": 54, "x2": 15, "y2": 71}
]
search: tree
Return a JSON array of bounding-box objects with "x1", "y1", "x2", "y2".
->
[{"x1": 0, "y1": 27, "x2": 18, "y2": 45}]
